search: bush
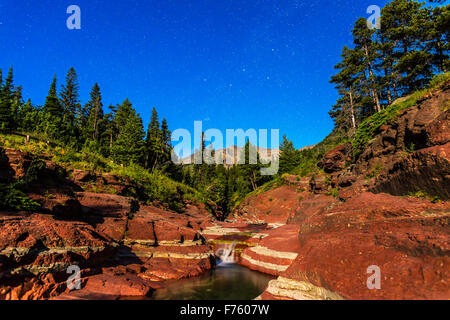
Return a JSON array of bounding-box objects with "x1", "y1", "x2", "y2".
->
[{"x1": 0, "y1": 184, "x2": 40, "y2": 211}]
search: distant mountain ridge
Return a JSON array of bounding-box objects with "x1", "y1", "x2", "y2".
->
[{"x1": 180, "y1": 145, "x2": 280, "y2": 166}]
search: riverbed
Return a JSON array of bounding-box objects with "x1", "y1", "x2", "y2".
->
[{"x1": 150, "y1": 262, "x2": 275, "y2": 300}]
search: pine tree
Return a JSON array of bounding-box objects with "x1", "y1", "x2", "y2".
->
[
  {"x1": 238, "y1": 140, "x2": 264, "y2": 191},
  {"x1": 145, "y1": 107, "x2": 164, "y2": 170},
  {"x1": 381, "y1": 0, "x2": 429, "y2": 91},
  {"x1": 44, "y1": 76, "x2": 62, "y2": 117},
  {"x1": 330, "y1": 46, "x2": 364, "y2": 131},
  {"x1": 60, "y1": 67, "x2": 81, "y2": 127},
  {"x1": 11, "y1": 85, "x2": 23, "y2": 129},
  {"x1": 377, "y1": 32, "x2": 399, "y2": 105},
  {"x1": 112, "y1": 109, "x2": 145, "y2": 166},
  {"x1": 85, "y1": 83, "x2": 104, "y2": 141},
  {"x1": 41, "y1": 75, "x2": 64, "y2": 138},
  {"x1": 420, "y1": 5, "x2": 449, "y2": 73},
  {"x1": 103, "y1": 105, "x2": 117, "y2": 156},
  {"x1": 161, "y1": 117, "x2": 171, "y2": 160},
  {"x1": 114, "y1": 99, "x2": 133, "y2": 131},
  {"x1": 0, "y1": 67, "x2": 14, "y2": 131},
  {"x1": 279, "y1": 135, "x2": 300, "y2": 174},
  {"x1": 352, "y1": 18, "x2": 382, "y2": 113}
]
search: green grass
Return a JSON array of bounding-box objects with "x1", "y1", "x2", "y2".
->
[
  {"x1": 353, "y1": 72, "x2": 450, "y2": 159},
  {"x1": 0, "y1": 133, "x2": 204, "y2": 212},
  {"x1": 325, "y1": 188, "x2": 339, "y2": 198},
  {"x1": 406, "y1": 190, "x2": 441, "y2": 204},
  {"x1": 0, "y1": 184, "x2": 41, "y2": 211},
  {"x1": 291, "y1": 129, "x2": 349, "y2": 177},
  {"x1": 231, "y1": 176, "x2": 284, "y2": 210}
]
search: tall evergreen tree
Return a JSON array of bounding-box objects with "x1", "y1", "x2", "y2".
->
[
  {"x1": 381, "y1": 0, "x2": 430, "y2": 91},
  {"x1": 353, "y1": 18, "x2": 382, "y2": 113},
  {"x1": 279, "y1": 135, "x2": 300, "y2": 174},
  {"x1": 114, "y1": 99, "x2": 133, "y2": 131},
  {"x1": 0, "y1": 67, "x2": 15, "y2": 131},
  {"x1": 421, "y1": 4, "x2": 449, "y2": 73},
  {"x1": 112, "y1": 108, "x2": 145, "y2": 166},
  {"x1": 60, "y1": 67, "x2": 81, "y2": 127},
  {"x1": 44, "y1": 75, "x2": 63, "y2": 117},
  {"x1": 238, "y1": 140, "x2": 266, "y2": 191},
  {"x1": 145, "y1": 107, "x2": 164, "y2": 170},
  {"x1": 84, "y1": 83, "x2": 104, "y2": 141},
  {"x1": 330, "y1": 46, "x2": 364, "y2": 131},
  {"x1": 103, "y1": 105, "x2": 117, "y2": 156}
]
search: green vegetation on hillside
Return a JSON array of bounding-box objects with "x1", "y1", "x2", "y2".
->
[
  {"x1": 0, "y1": 133, "x2": 202, "y2": 212},
  {"x1": 353, "y1": 72, "x2": 450, "y2": 157},
  {"x1": 236, "y1": 0, "x2": 448, "y2": 207},
  {"x1": 329, "y1": 1, "x2": 448, "y2": 134}
]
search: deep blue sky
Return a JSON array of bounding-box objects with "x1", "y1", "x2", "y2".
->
[{"x1": 0, "y1": 0, "x2": 392, "y2": 149}]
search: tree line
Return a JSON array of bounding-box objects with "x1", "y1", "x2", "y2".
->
[
  {"x1": 276, "y1": 0, "x2": 448, "y2": 177},
  {"x1": 329, "y1": 0, "x2": 448, "y2": 134},
  {"x1": 0, "y1": 66, "x2": 274, "y2": 215}
]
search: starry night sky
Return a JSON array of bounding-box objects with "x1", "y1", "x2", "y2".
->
[{"x1": 0, "y1": 0, "x2": 391, "y2": 149}]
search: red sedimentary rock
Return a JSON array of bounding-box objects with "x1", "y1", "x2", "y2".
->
[{"x1": 240, "y1": 225, "x2": 300, "y2": 276}]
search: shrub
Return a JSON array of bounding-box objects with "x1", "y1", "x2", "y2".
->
[{"x1": 0, "y1": 184, "x2": 40, "y2": 211}]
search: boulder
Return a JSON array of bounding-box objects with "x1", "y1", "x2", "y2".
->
[
  {"x1": 318, "y1": 143, "x2": 351, "y2": 173},
  {"x1": 0, "y1": 212, "x2": 116, "y2": 300},
  {"x1": 263, "y1": 192, "x2": 450, "y2": 300}
]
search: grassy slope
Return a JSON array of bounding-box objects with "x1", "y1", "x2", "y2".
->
[
  {"x1": 0, "y1": 134, "x2": 205, "y2": 212},
  {"x1": 353, "y1": 72, "x2": 450, "y2": 158}
]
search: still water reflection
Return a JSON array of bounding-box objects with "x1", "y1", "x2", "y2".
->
[{"x1": 150, "y1": 262, "x2": 275, "y2": 300}]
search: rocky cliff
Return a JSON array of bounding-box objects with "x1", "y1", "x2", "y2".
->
[
  {"x1": 1, "y1": 81, "x2": 448, "y2": 300},
  {"x1": 233, "y1": 82, "x2": 450, "y2": 300},
  {"x1": 0, "y1": 149, "x2": 216, "y2": 299}
]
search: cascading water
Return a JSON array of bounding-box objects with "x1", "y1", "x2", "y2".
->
[{"x1": 215, "y1": 242, "x2": 237, "y2": 264}]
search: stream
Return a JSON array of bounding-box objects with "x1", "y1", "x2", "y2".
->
[{"x1": 150, "y1": 262, "x2": 275, "y2": 300}]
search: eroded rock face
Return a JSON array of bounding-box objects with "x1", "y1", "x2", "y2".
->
[
  {"x1": 0, "y1": 148, "x2": 216, "y2": 300},
  {"x1": 260, "y1": 192, "x2": 450, "y2": 300},
  {"x1": 247, "y1": 84, "x2": 449, "y2": 300},
  {"x1": 232, "y1": 185, "x2": 307, "y2": 224},
  {"x1": 318, "y1": 143, "x2": 351, "y2": 174},
  {"x1": 371, "y1": 143, "x2": 450, "y2": 200},
  {"x1": 355, "y1": 86, "x2": 450, "y2": 199},
  {"x1": 71, "y1": 170, "x2": 138, "y2": 196},
  {"x1": 0, "y1": 213, "x2": 116, "y2": 300},
  {"x1": 1, "y1": 148, "x2": 33, "y2": 180},
  {"x1": 239, "y1": 86, "x2": 450, "y2": 300},
  {"x1": 240, "y1": 225, "x2": 300, "y2": 276}
]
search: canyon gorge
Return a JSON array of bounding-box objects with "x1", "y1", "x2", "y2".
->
[{"x1": 0, "y1": 81, "x2": 449, "y2": 300}]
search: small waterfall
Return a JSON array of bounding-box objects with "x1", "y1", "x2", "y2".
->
[{"x1": 215, "y1": 242, "x2": 237, "y2": 264}]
